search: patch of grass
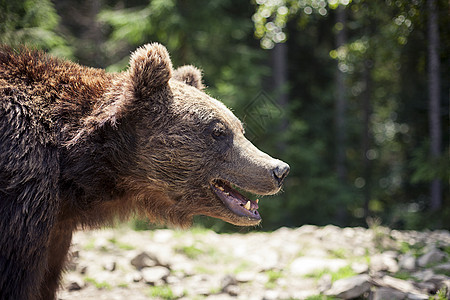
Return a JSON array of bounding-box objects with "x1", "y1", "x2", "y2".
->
[
  {"x1": 305, "y1": 265, "x2": 356, "y2": 283},
  {"x1": 429, "y1": 287, "x2": 448, "y2": 300},
  {"x1": 444, "y1": 246, "x2": 450, "y2": 256},
  {"x1": 84, "y1": 277, "x2": 112, "y2": 290},
  {"x1": 175, "y1": 244, "x2": 204, "y2": 259},
  {"x1": 330, "y1": 265, "x2": 357, "y2": 282},
  {"x1": 118, "y1": 282, "x2": 128, "y2": 288},
  {"x1": 117, "y1": 242, "x2": 135, "y2": 250},
  {"x1": 399, "y1": 241, "x2": 425, "y2": 257},
  {"x1": 393, "y1": 271, "x2": 415, "y2": 281},
  {"x1": 233, "y1": 261, "x2": 252, "y2": 274},
  {"x1": 107, "y1": 237, "x2": 135, "y2": 250},
  {"x1": 83, "y1": 239, "x2": 95, "y2": 251},
  {"x1": 265, "y1": 270, "x2": 283, "y2": 289},
  {"x1": 194, "y1": 265, "x2": 215, "y2": 274},
  {"x1": 147, "y1": 285, "x2": 175, "y2": 300},
  {"x1": 434, "y1": 269, "x2": 450, "y2": 277},
  {"x1": 190, "y1": 226, "x2": 211, "y2": 235},
  {"x1": 329, "y1": 248, "x2": 347, "y2": 259},
  {"x1": 208, "y1": 286, "x2": 221, "y2": 294}
]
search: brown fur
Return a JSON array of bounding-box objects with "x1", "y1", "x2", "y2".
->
[{"x1": 0, "y1": 43, "x2": 289, "y2": 299}]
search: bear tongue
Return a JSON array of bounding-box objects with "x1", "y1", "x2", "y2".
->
[{"x1": 211, "y1": 180, "x2": 260, "y2": 219}]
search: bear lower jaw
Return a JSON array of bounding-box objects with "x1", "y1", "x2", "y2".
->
[{"x1": 210, "y1": 179, "x2": 262, "y2": 226}]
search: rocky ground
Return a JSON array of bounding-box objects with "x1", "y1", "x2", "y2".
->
[{"x1": 57, "y1": 225, "x2": 450, "y2": 300}]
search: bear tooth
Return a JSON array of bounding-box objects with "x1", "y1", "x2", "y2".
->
[
  {"x1": 256, "y1": 199, "x2": 259, "y2": 203},
  {"x1": 218, "y1": 186, "x2": 224, "y2": 191},
  {"x1": 244, "y1": 201, "x2": 251, "y2": 210}
]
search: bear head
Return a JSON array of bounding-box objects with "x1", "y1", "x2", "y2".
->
[{"x1": 73, "y1": 43, "x2": 289, "y2": 227}]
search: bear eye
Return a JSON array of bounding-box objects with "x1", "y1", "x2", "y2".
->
[
  {"x1": 212, "y1": 127, "x2": 225, "y2": 139},
  {"x1": 211, "y1": 123, "x2": 227, "y2": 140}
]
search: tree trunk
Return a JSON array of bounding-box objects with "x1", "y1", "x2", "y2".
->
[
  {"x1": 272, "y1": 42, "x2": 288, "y2": 149},
  {"x1": 427, "y1": 0, "x2": 442, "y2": 211},
  {"x1": 335, "y1": 6, "x2": 348, "y2": 224},
  {"x1": 362, "y1": 60, "x2": 373, "y2": 220}
]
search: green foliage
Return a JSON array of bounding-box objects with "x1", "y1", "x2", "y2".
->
[
  {"x1": 1, "y1": 0, "x2": 447, "y2": 230},
  {"x1": 0, "y1": 0, "x2": 72, "y2": 57},
  {"x1": 306, "y1": 265, "x2": 357, "y2": 283},
  {"x1": 175, "y1": 244, "x2": 204, "y2": 259},
  {"x1": 265, "y1": 270, "x2": 283, "y2": 289},
  {"x1": 410, "y1": 142, "x2": 450, "y2": 183},
  {"x1": 429, "y1": 287, "x2": 448, "y2": 300},
  {"x1": 147, "y1": 285, "x2": 176, "y2": 300},
  {"x1": 84, "y1": 277, "x2": 112, "y2": 290}
]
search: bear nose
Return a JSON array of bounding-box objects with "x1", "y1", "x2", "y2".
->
[{"x1": 272, "y1": 162, "x2": 290, "y2": 186}]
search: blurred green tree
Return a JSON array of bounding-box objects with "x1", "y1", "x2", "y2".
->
[{"x1": 0, "y1": 0, "x2": 72, "y2": 57}]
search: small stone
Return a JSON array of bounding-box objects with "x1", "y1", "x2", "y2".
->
[
  {"x1": 414, "y1": 281, "x2": 436, "y2": 293},
  {"x1": 223, "y1": 284, "x2": 240, "y2": 296},
  {"x1": 399, "y1": 253, "x2": 416, "y2": 271},
  {"x1": 78, "y1": 265, "x2": 88, "y2": 275},
  {"x1": 352, "y1": 262, "x2": 369, "y2": 274},
  {"x1": 325, "y1": 274, "x2": 371, "y2": 299},
  {"x1": 221, "y1": 274, "x2": 238, "y2": 290},
  {"x1": 263, "y1": 290, "x2": 280, "y2": 300},
  {"x1": 405, "y1": 292, "x2": 429, "y2": 300},
  {"x1": 417, "y1": 248, "x2": 446, "y2": 267},
  {"x1": 103, "y1": 261, "x2": 116, "y2": 272},
  {"x1": 235, "y1": 271, "x2": 256, "y2": 283},
  {"x1": 126, "y1": 271, "x2": 143, "y2": 283},
  {"x1": 433, "y1": 262, "x2": 450, "y2": 273},
  {"x1": 412, "y1": 269, "x2": 434, "y2": 281},
  {"x1": 141, "y1": 266, "x2": 170, "y2": 285},
  {"x1": 65, "y1": 274, "x2": 84, "y2": 291},
  {"x1": 370, "y1": 253, "x2": 399, "y2": 273},
  {"x1": 290, "y1": 257, "x2": 347, "y2": 275},
  {"x1": 372, "y1": 287, "x2": 407, "y2": 300},
  {"x1": 318, "y1": 274, "x2": 332, "y2": 293},
  {"x1": 131, "y1": 252, "x2": 157, "y2": 270}
]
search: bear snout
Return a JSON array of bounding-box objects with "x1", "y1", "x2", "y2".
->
[{"x1": 272, "y1": 162, "x2": 290, "y2": 187}]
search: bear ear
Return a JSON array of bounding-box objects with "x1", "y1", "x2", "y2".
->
[
  {"x1": 173, "y1": 65, "x2": 205, "y2": 90},
  {"x1": 128, "y1": 43, "x2": 173, "y2": 97}
]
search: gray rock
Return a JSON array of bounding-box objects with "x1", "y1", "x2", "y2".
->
[
  {"x1": 425, "y1": 274, "x2": 450, "y2": 292},
  {"x1": 130, "y1": 252, "x2": 158, "y2": 270},
  {"x1": 223, "y1": 284, "x2": 239, "y2": 296},
  {"x1": 351, "y1": 262, "x2": 369, "y2": 274},
  {"x1": 318, "y1": 274, "x2": 332, "y2": 293},
  {"x1": 372, "y1": 275, "x2": 428, "y2": 298},
  {"x1": 405, "y1": 293, "x2": 429, "y2": 300},
  {"x1": 235, "y1": 271, "x2": 256, "y2": 283},
  {"x1": 263, "y1": 290, "x2": 280, "y2": 300},
  {"x1": 103, "y1": 261, "x2": 116, "y2": 272},
  {"x1": 324, "y1": 274, "x2": 371, "y2": 299},
  {"x1": 370, "y1": 253, "x2": 399, "y2": 273},
  {"x1": 372, "y1": 287, "x2": 407, "y2": 300},
  {"x1": 290, "y1": 257, "x2": 347, "y2": 275},
  {"x1": 141, "y1": 266, "x2": 170, "y2": 285},
  {"x1": 433, "y1": 262, "x2": 450, "y2": 273},
  {"x1": 417, "y1": 248, "x2": 446, "y2": 267},
  {"x1": 221, "y1": 274, "x2": 238, "y2": 290},
  {"x1": 412, "y1": 269, "x2": 434, "y2": 281},
  {"x1": 399, "y1": 253, "x2": 416, "y2": 271},
  {"x1": 126, "y1": 271, "x2": 142, "y2": 283},
  {"x1": 65, "y1": 274, "x2": 85, "y2": 291}
]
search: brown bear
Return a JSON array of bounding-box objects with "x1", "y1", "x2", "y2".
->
[{"x1": 0, "y1": 43, "x2": 289, "y2": 299}]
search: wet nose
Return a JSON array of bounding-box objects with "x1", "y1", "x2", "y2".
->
[{"x1": 273, "y1": 162, "x2": 290, "y2": 186}]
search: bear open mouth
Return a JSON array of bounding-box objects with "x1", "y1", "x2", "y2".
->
[{"x1": 210, "y1": 179, "x2": 261, "y2": 222}]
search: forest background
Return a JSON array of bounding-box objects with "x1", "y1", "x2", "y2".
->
[{"x1": 1, "y1": 0, "x2": 448, "y2": 231}]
